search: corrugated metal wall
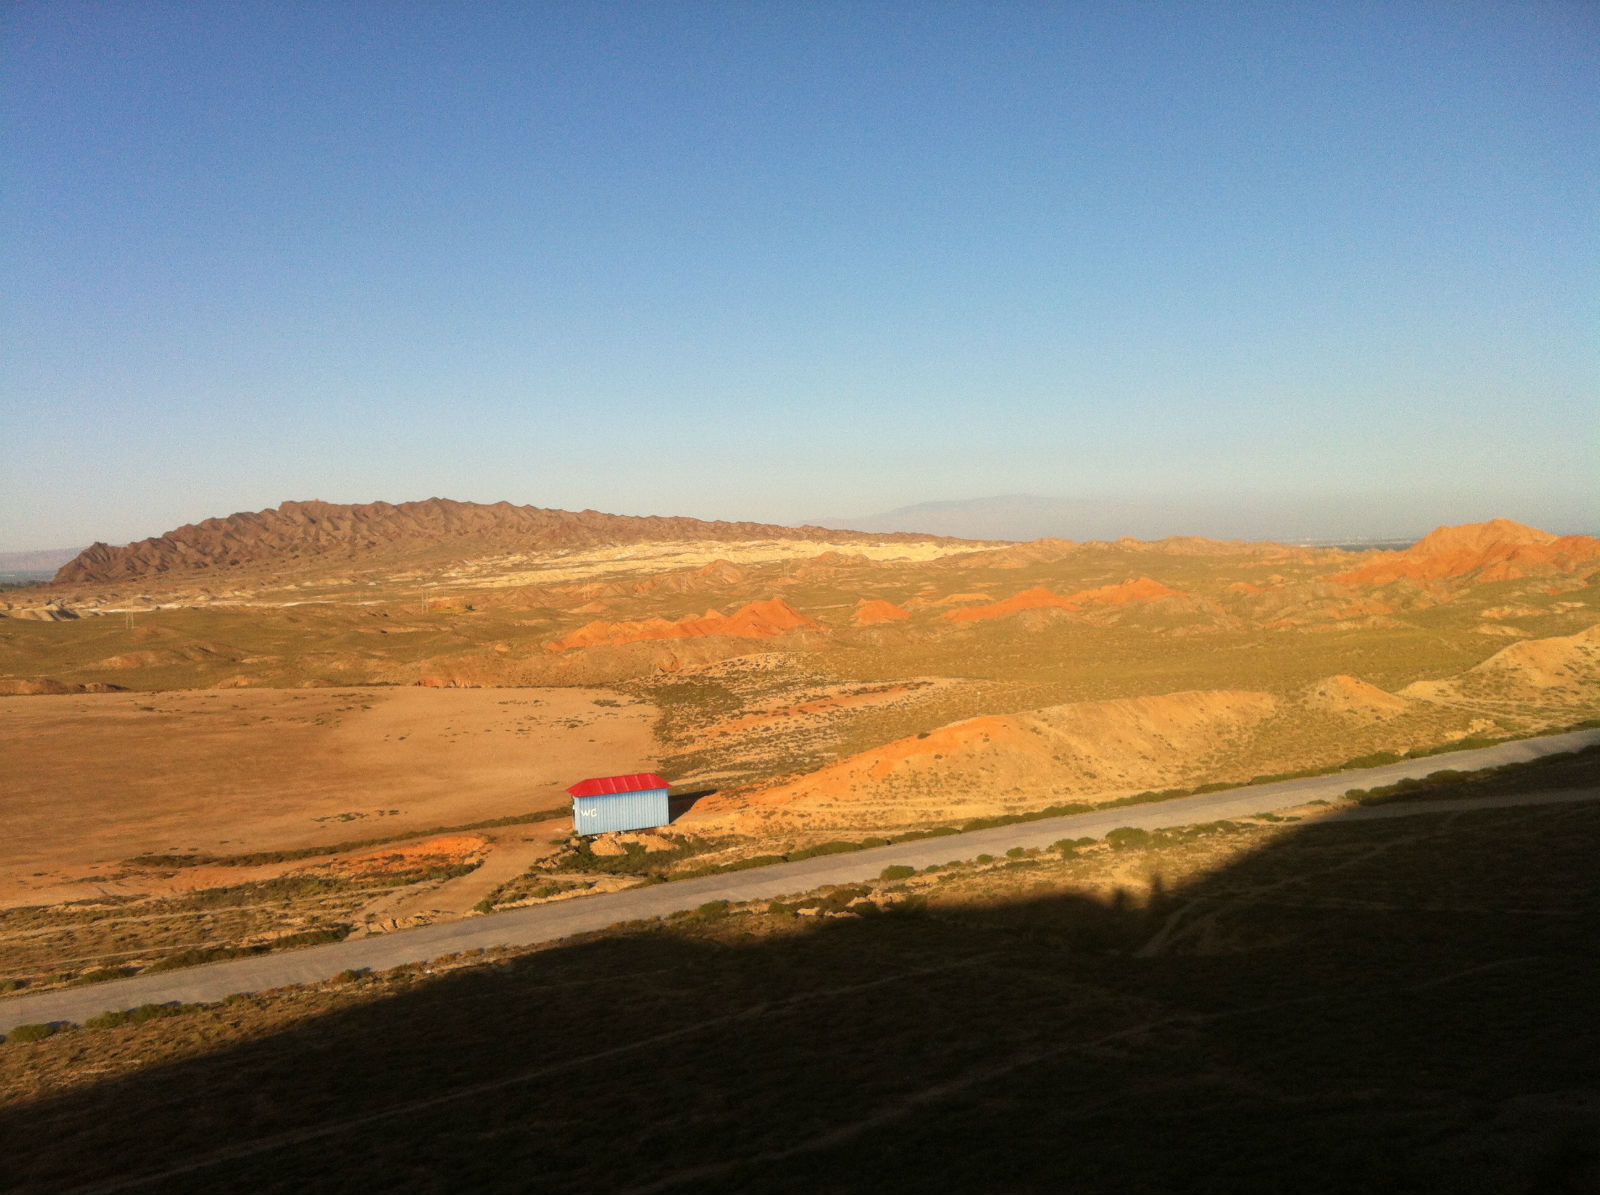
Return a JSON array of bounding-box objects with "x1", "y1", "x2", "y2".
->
[{"x1": 572, "y1": 787, "x2": 671, "y2": 835}]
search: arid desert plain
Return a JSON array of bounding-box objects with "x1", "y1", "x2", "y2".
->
[{"x1": 2, "y1": 499, "x2": 1598, "y2": 1192}]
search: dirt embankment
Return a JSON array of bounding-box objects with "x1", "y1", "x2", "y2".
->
[
  {"x1": 680, "y1": 624, "x2": 1600, "y2": 836},
  {"x1": 1402, "y1": 624, "x2": 1600, "y2": 708},
  {"x1": 682, "y1": 689, "x2": 1283, "y2": 833}
]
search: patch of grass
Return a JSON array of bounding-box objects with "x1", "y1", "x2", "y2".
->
[
  {"x1": 143, "y1": 926, "x2": 351, "y2": 974},
  {"x1": 84, "y1": 1003, "x2": 203, "y2": 1030},
  {"x1": 3, "y1": 1022, "x2": 61, "y2": 1044}
]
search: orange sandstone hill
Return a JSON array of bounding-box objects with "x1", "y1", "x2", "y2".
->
[
  {"x1": 944, "y1": 576, "x2": 1188, "y2": 622},
  {"x1": 1330, "y1": 518, "x2": 1600, "y2": 586},
  {"x1": 854, "y1": 599, "x2": 912, "y2": 626},
  {"x1": 55, "y1": 499, "x2": 956, "y2": 584},
  {"x1": 545, "y1": 598, "x2": 819, "y2": 652}
]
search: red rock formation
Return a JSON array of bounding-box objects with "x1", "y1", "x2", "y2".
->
[
  {"x1": 854, "y1": 599, "x2": 912, "y2": 626},
  {"x1": 944, "y1": 576, "x2": 1186, "y2": 622},
  {"x1": 1067, "y1": 576, "x2": 1186, "y2": 605},
  {"x1": 545, "y1": 598, "x2": 818, "y2": 652},
  {"x1": 1330, "y1": 519, "x2": 1600, "y2": 586},
  {"x1": 944, "y1": 586, "x2": 1079, "y2": 622}
]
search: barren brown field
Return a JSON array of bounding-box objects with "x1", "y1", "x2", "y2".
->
[{"x1": 0, "y1": 686, "x2": 655, "y2": 906}]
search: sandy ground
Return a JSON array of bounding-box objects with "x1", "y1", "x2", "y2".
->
[
  {"x1": 0, "y1": 686, "x2": 657, "y2": 903},
  {"x1": 351, "y1": 825, "x2": 569, "y2": 932},
  {"x1": 442, "y1": 538, "x2": 971, "y2": 589}
]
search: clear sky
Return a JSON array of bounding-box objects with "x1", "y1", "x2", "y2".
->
[{"x1": 3, "y1": 1, "x2": 1596, "y2": 550}]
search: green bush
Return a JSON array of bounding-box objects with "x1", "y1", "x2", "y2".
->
[
  {"x1": 879, "y1": 864, "x2": 916, "y2": 882},
  {"x1": 786, "y1": 840, "x2": 864, "y2": 862},
  {"x1": 1345, "y1": 750, "x2": 1402, "y2": 769},
  {"x1": 85, "y1": 1003, "x2": 191, "y2": 1030},
  {"x1": 1005, "y1": 847, "x2": 1027, "y2": 859},
  {"x1": 5, "y1": 1022, "x2": 60, "y2": 1044},
  {"x1": 688, "y1": 900, "x2": 731, "y2": 922}
]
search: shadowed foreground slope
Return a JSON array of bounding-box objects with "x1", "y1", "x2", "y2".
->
[{"x1": 2, "y1": 784, "x2": 1597, "y2": 1194}]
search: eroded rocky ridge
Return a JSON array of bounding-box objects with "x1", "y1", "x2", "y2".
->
[{"x1": 56, "y1": 499, "x2": 952, "y2": 583}]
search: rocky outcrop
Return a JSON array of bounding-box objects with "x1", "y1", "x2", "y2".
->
[
  {"x1": 944, "y1": 577, "x2": 1189, "y2": 622},
  {"x1": 545, "y1": 598, "x2": 820, "y2": 652},
  {"x1": 1330, "y1": 519, "x2": 1600, "y2": 586},
  {"x1": 55, "y1": 499, "x2": 952, "y2": 583}
]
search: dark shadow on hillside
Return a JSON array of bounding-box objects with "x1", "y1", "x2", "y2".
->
[
  {"x1": 667, "y1": 787, "x2": 717, "y2": 822},
  {"x1": 2, "y1": 792, "x2": 1598, "y2": 1195}
]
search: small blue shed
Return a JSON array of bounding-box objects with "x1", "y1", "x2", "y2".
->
[{"x1": 568, "y1": 773, "x2": 671, "y2": 836}]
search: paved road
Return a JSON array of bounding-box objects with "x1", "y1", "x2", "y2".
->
[{"x1": 4, "y1": 727, "x2": 1597, "y2": 1034}]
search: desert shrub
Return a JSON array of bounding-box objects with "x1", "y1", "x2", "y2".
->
[
  {"x1": 974, "y1": 854, "x2": 994, "y2": 864},
  {"x1": 1106, "y1": 827, "x2": 1153, "y2": 850},
  {"x1": 332, "y1": 968, "x2": 368, "y2": 984},
  {"x1": 85, "y1": 1003, "x2": 192, "y2": 1030},
  {"x1": 1345, "y1": 750, "x2": 1402, "y2": 769},
  {"x1": 1005, "y1": 847, "x2": 1027, "y2": 859},
  {"x1": 678, "y1": 853, "x2": 788, "y2": 880},
  {"x1": 786, "y1": 841, "x2": 862, "y2": 862},
  {"x1": 274, "y1": 926, "x2": 350, "y2": 949},
  {"x1": 879, "y1": 864, "x2": 916, "y2": 882},
  {"x1": 559, "y1": 834, "x2": 716, "y2": 877},
  {"x1": 0, "y1": 979, "x2": 26, "y2": 994},
  {"x1": 680, "y1": 900, "x2": 730, "y2": 923},
  {"x1": 808, "y1": 885, "x2": 870, "y2": 913},
  {"x1": 961, "y1": 816, "x2": 1008, "y2": 832},
  {"x1": 5, "y1": 1023, "x2": 60, "y2": 1044},
  {"x1": 1050, "y1": 839, "x2": 1078, "y2": 856}
]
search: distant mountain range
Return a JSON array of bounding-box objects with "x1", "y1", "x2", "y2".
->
[
  {"x1": 817, "y1": 494, "x2": 1579, "y2": 545},
  {"x1": 0, "y1": 548, "x2": 85, "y2": 583}
]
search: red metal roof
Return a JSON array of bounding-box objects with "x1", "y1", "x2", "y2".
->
[{"x1": 567, "y1": 773, "x2": 669, "y2": 798}]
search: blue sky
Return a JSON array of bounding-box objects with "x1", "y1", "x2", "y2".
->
[{"x1": 3, "y1": 1, "x2": 1596, "y2": 550}]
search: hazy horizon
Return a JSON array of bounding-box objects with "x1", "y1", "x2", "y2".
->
[
  {"x1": 4, "y1": 489, "x2": 1597, "y2": 559},
  {"x1": 4, "y1": 5, "x2": 1595, "y2": 553}
]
